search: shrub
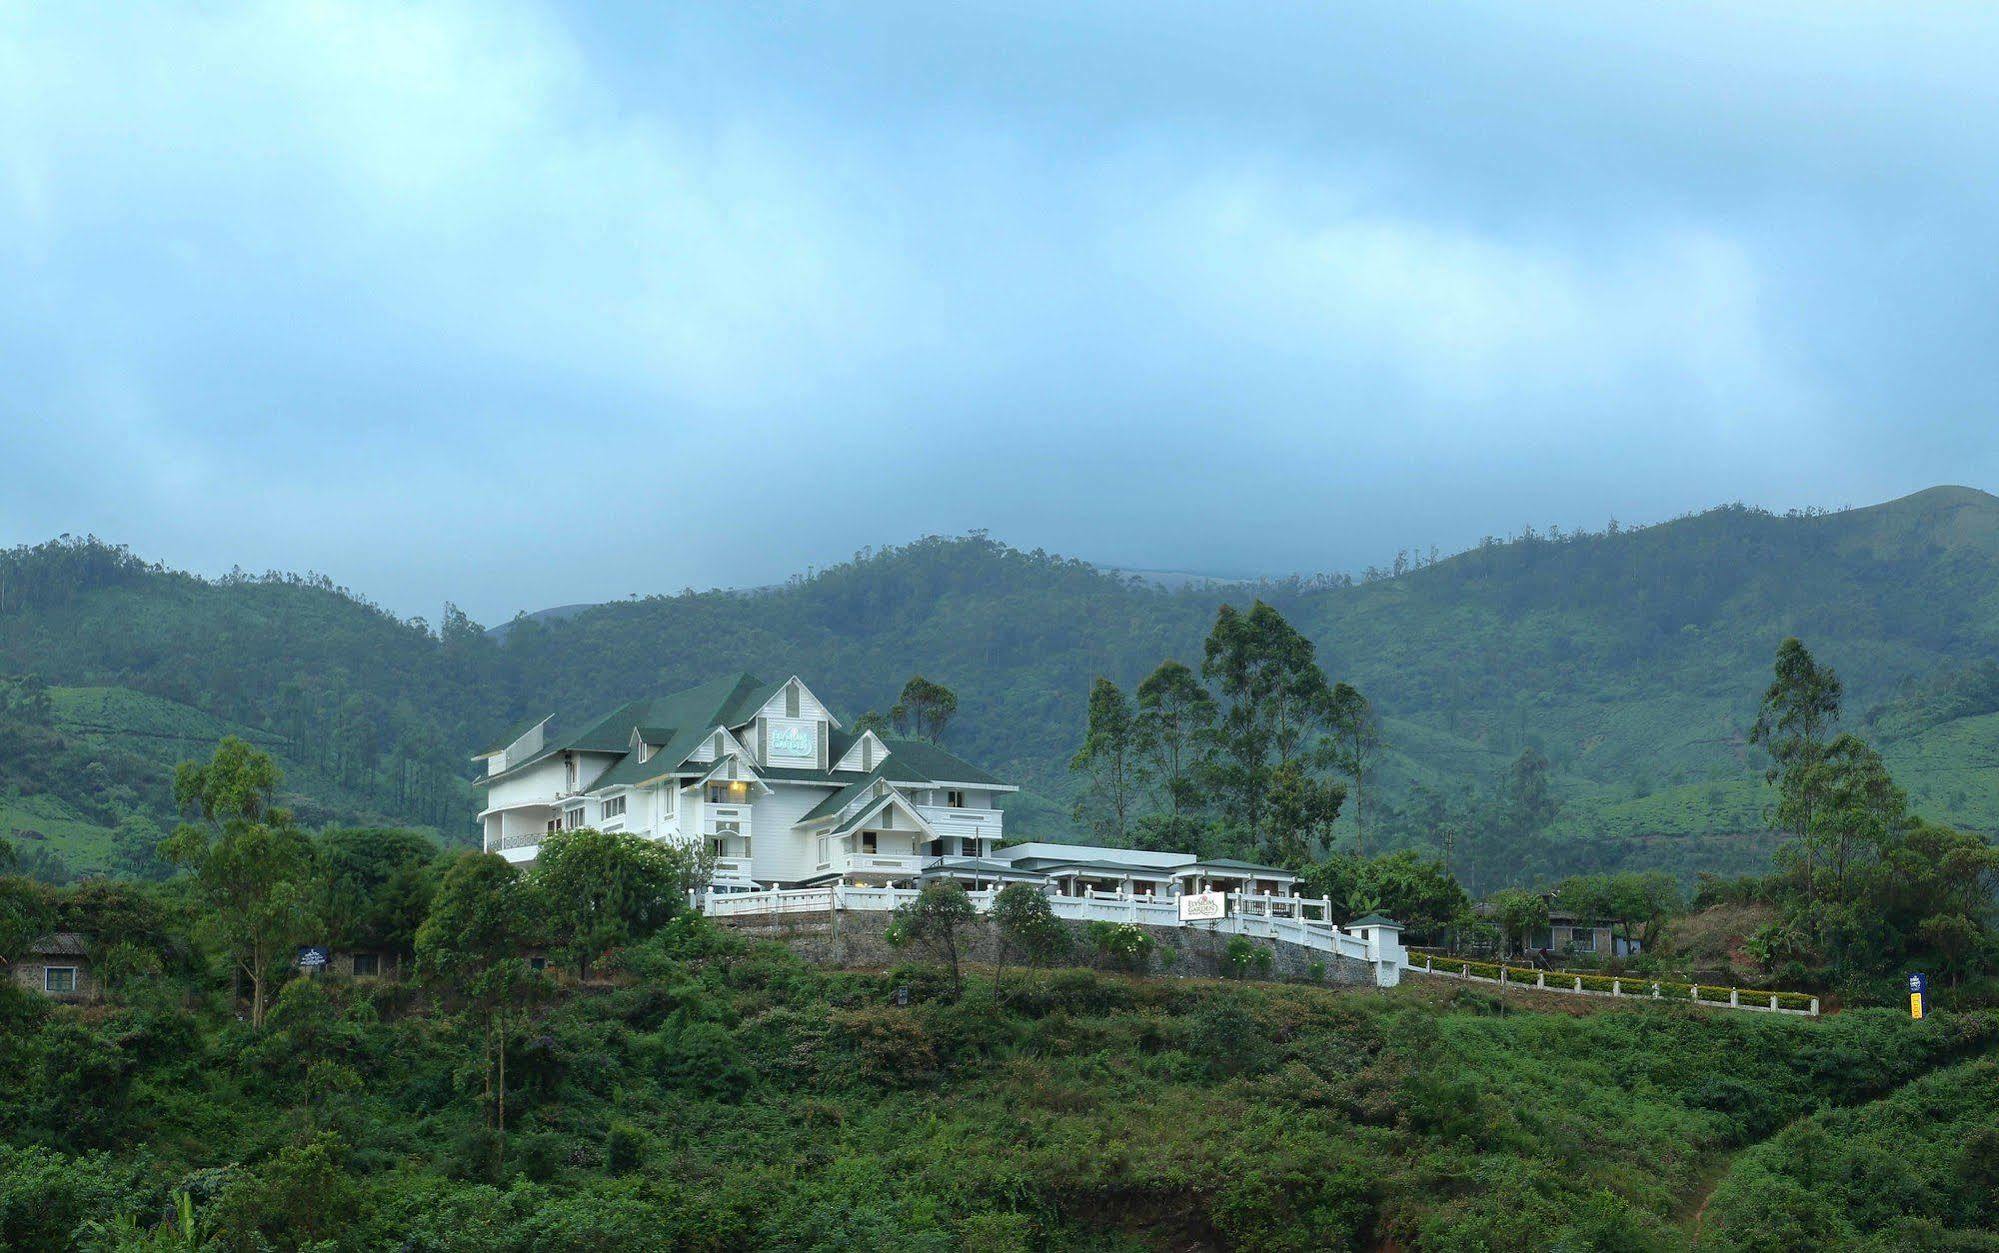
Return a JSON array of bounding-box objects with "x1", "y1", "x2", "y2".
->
[
  {"x1": 1086, "y1": 921, "x2": 1154, "y2": 972},
  {"x1": 1224, "y1": 935, "x2": 1274, "y2": 980}
]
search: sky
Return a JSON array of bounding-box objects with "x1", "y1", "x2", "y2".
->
[{"x1": 4, "y1": 2, "x2": 1999, "y2": 624}]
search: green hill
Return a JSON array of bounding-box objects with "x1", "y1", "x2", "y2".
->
[{"x1": 6, "y1": 486, "x2": 1999, "y2": 882}]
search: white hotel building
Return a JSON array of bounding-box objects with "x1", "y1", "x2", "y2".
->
[
  {"x1": 476, "y1": 673, "x2": 1014, "y2": 888},
  {"x1": 475, "y1": 672, "x2": 1303, "y2": 897}
]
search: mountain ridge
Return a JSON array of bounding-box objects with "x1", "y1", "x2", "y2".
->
[{"x1": 4, "y1": 484, "x2": 1997, "y2": 883}]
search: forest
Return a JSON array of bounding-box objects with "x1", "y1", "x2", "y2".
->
[{"x1": 9, "y1": 486, "x2": 1999, "y2": 890}]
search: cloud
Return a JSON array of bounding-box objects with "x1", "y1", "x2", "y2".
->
[{"x1": 1, "y1": 2, "x2": 1996, "y2": 617}]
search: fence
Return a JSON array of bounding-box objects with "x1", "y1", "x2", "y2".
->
[
  {"x1": 1407, "y1": 953, "x2": 1820, "y2": 1016},
  {"x1": 701, "y1": 884, "x2": 1405, "y2": 986}
]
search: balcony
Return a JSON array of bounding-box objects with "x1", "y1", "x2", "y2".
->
[
  {"x1": 839, "y1": 853, "x2": 924, "y2": 879},
  {"x1": 712, "y1": 855, "x2": 756, "y2": 884},
  {"x1": 915, "y1": 805, "x2": 1002, "y2": 841},
  {"x1": 701, "y1": 806, "x2": 753, "y2": 840}
]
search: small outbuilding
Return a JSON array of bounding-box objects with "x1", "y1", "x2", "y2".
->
[{"x1": 9, "y1": 932, "x2": 95, "y2": 1000}]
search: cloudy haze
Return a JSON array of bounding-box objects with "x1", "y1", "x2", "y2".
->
[{"x1": 3, "y1": 2, "x2": 1997, "y2": 622}]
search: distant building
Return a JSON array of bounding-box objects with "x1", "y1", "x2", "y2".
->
[
  {"x1": 475, "y1": 674, "x2": 1014, "y2": 889},
  {"x1": 9, "y1": 932, "x2": 94, "y2": 1000}
]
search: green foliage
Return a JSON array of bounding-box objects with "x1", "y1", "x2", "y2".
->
[
  {"x1": 1084, "y1": 920, "x2": 1154, "y2": 971},
  {"x1": 530, "y1": 828, "x2": 698, "y2": 979},
  {"x1": 1069, "y1": 676, "x2": 1146, "y2": 844},
  {"x1": 989, "y1": 882, "x2": 1068, "y2": 973},
  {"x1": 887, "y1": 882, "x2": 978, "y2": 993},
  {"x1": 1222, "y1": 933, "x2": 1273, "y2": 979}
]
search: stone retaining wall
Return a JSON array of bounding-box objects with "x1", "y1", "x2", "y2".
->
[{"x1": 720, "y1": 909, "x2": 1374, "y2": 986}]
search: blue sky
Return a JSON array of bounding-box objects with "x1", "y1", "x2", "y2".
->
[{"x1": 3, "y1": 2, "x2": 1997, "y2": 622}]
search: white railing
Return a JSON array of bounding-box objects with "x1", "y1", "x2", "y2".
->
[
  {"x1": 1405, "y1": 954, "x2": 1820, "y2": 1016},
  {"x1": 699, "y1": 886, "x2": 1403, "y2": 985}
]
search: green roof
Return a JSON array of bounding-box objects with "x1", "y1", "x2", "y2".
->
[
  {"x1": 875, "y1": 739, "x2": 1005, "y2": 787},
  {"x1": 1349, "y1": 913, "x2": 1403, "y2": 929},
  {"x1": 475, "y1": 676, "x2": 1008, "y2": 807}
]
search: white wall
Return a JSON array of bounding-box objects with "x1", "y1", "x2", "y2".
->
[
  {"x1": 748, "y1": 781, "x2": 839, "y2": 884},
  {"x1": 484, "y1": 758, "x2": 568, "y2": 810}
]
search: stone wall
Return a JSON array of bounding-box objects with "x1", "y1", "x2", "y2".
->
[{"x1": 721, "y1": 909, "x2": 1374, "y2": 986}]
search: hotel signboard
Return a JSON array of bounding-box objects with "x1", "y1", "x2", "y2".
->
[{"x1": 1178, "y1": 891, "x2": 1227, "y2": 922}]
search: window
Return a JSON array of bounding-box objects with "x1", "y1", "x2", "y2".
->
[
  {"x1": 786, "y1": 682, "x2": 800, "y2": 718},
  {"x1": 565, "y1": 807, "x2": 584, "y2": 830},
  {"x1": 528, "y1": 956, "x2": 548, "y2": 972},
  {"x1": 861, "y1": 831, "x2": 878, "y2": 854},
  {"x1": 660, "y1": 785, "x2": 676, "y2": 815},
  {"x1": 947, "y1": 789, "x2": 967, "y2": 809},
  {"x1": 601, "y1": 796, "x2": 627, "y2": 820},
  {"x1": 638, "y1": 741, "x2": 651, "y2": 763},
  {"x1": 565, "y1": 755, "x2": 577, "y2": 790},
  {"x1": 1567, "y1": 927, "x2": 1597, "y2": 953},
  {"x1": 44, "y1": 967, "x2": 77, "y2": 994},
  {"x1": 546, "y1": 818, "x2": 561, "y2": 835},
  {"x1": 959, "y1": 837, "x2": 980, "y2": 857},
  {"x1": 352, "y1": 953, "x2": 380, "y2": 977},
  {"x1": 861, "y1": 739, "x2": 874, "y2": 770},
  {"x1": 928, "y1": 838, "x2": 945, "y2": 857}
]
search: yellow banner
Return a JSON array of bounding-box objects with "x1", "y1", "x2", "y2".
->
[{"x1": 1911, "y1": 992, "x2": 1925, "y2": 1020}]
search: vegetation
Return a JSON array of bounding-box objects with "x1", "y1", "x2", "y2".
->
[
  {"x1": 0, "y1": 886, "x2": 1992, "y2": 1249},
  {"x1": 16, "y1": 486, "x2": 1999, "y2": 885},
  {"x1": 0, "y1": 737, "x2": 1993, "y2": 1247}
]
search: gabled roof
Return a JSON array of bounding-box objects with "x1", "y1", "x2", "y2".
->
[
  {"x1": 29, "y1": 932, "x2": 89, "y2": 957},
  {"x1": 474, "y1": 675, "x2": 1011, "y2": 805},
  {"x1": 1349, "y1": 912, "x2": 1403, "y2": 929},
  {"x1": 478, "y1": 673, "x2": 770, "y2": 789},
  {"x1": 875, "y1": 739, "x2": 1009, "y2": 788},
  {"x1": 830, "y1": 790, "x2": 937, "y2": 839}
]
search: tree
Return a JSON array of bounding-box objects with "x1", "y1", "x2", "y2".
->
[
  {"x1": 892, "y1": 676, "x2": 958, "y2": 742},
  {"x1": 1488, "y1": 888, "x2": 1550, "y2": 957},
  {"x1": 990, "y1": 882, "x2": 1067, "y2": 982},
  {"x1": 532, "y1": 829, "x2": 699, "y2": 980},
  {"x1": 1071, "y1": 678, "x2": 1148, "y2": 845},
  {"x1": 415, "y1": 852, "x2": 548, "y2": 1176},
  {"x1": 1264, "y1": 761, "x2": 1345, "y2": 869},
  {"x1": 1325, "y1": 683, "x2": 1382, "y2": 856},
  {"x1": 1201, "y1": 601, "x2": 1334, "y2": 840},
  {"x1": 318, "y1": 827, "x2": 438, "y2": 965},
  {"x1": 1134, "y1": 659, "x2": 1215, "y2": 819},
  {"x1": 1500, "y1": 748, "x2": 1559, "y2": 839},
  {"x1": 160, "y1": 738, "x2": 318, "y2": 1030},
  {"x1": 1750, "y1": 638, "x2": 1844, "y2": 909},
  {"x1": 887, "y1": 881, "x2": 977, "y2": 994}
]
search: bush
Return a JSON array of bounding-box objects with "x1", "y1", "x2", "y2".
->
[
  {"x1": 1224, "y1": 934, "x2": 1275, "y2": 980},
  {"x1": 1086, "y1": 921, "x2": 1155, "y2": 972}
]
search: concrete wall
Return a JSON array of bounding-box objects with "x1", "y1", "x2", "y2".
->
[
  {"x1": 719, "y1": 910, "x2": 1374, "y2": 986},
  {"x1": 12, "y1": 958, "x2": 97, "y2": 1000}
]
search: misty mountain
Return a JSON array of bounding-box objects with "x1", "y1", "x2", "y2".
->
[{"x1": 5, "y1": 485, "x2": 1999, "y2": 883}]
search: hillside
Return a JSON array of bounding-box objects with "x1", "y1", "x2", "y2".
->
[
  {"x1": 3, "y1": 922, "x2": 1994, "y2": 1250},
  {"x1": 6, "y1": 486, "x2": 1999, "y2": 883}
]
